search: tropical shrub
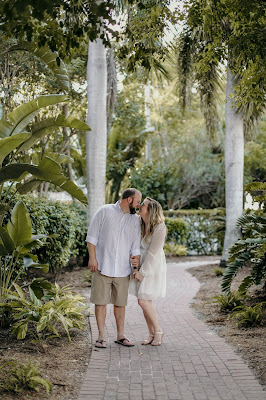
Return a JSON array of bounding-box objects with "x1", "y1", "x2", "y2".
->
[
  {"x1": 69, "y1": 202, "x2": 88, "y2": 260},
  {"x1": 213, "y1": 268, "x2": 224, "y2": 277},
  {"x1": 20, "y1": 196, "x2": 78, "y2": 273},
  {"x1": 0, "y1": 201, "x2": 49, "y2": 299},
  {"x1": 213, "y1": 291, "x2": 245, "y2": 313},
  {"x1": 83, "y1": 270, "x2": 93, "y2": 287},
  {"x1": 164, "y1": 209, "x2": 225, "y2": 255},
  {"x1": 221, "y1": 182, "x2": 266, "y2": 294},
  {"x1": 229, "y1": 302, "x2": 266, "y2": 328},
  {"x1": 2, "y1": 193, "x2": 87, "y2": 273},
  {"x1": 163, "y1": 243, "x2": 188, "y2": 257},
  {"x1": 0, "y1": 359, "x2": 52, "y2": 395},
  {"x1": 165, "y1": 217, "x2": 188, "y2": 245},
  {"x1": 1, "y1": 283, "x2": 87, "y2": 342}
]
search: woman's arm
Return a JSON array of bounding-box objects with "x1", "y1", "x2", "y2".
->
[{"x1": 139, "y1": 224, "x2": 166, "y2": 277}]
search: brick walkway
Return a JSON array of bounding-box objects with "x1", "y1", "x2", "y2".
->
[{"x1": 78, "y1": 260, "x2": 266, "y2": 400}]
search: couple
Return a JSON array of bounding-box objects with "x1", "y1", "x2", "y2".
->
[{"x1": 86, "y1": 188, "x2": 167, "y2": 348}]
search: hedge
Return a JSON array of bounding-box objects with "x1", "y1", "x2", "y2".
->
[
  {"x1": 164, "y1": 209, "x2": 225, "y2": 255},
  {"x1": 2, "y1": 193, "x2": 87, "y2": 273}
]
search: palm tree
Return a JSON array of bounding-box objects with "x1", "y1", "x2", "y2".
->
[
  {"x1": 86, "y1": 37, "x2": 107, "y2": 223},
  {"x1": 176, "y1": 0, "x2": 265, "y2": 262}
]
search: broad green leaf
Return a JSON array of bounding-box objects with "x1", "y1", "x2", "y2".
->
[
  {"x1": 0, "y1": 226, "x2": 15, "y2": 253},
  {"x1": 0, "y1": 158, "x2": 87, "y2": 204},
  {"x1": 19, "y1": 115, "x2": 90, "y2": 151},
  {"x1": 0, "y1": 163, "x2": 40, "y2": 184},
  {"x1": 55, "y1": 115, "x2": 90, "y2": 130},
  {"x1": 0, "y1": 119, "x2": 14, "y2": 138},
  {"x1": 1, "y1": 95, "x2": 67, "y2": 137},
  {"x1": 45, "y1": 152, "x2": 74, "y2": 165},
  {"x1": 7, "y1": 201, "x2": 32, "y2": 246},
  {"x1": 16, "y1": 179, "x2": 42, "y2": 194},
  {"x1": 0, "y1": 133, "x2": 31, "y2": 165},
  {"x1": 0, "y1": 203, "x2": 11, "y2": 215},
  {"x1": 13, "y1": 283, "x2": 25, "y2": 300},
  {"x1": 37, "y1": 95, "x2": 68, "y2": 109},
  {"x1": 0, "y1": 244, "x2": 8, "y2": 256},
  {"x1": 11, "y1": 41, "x2": 70, "y2": 93},
  {"x1": 16, "y1": 322, "x2": 28, "y2": 339},
  {"x1": 30, "y1": 278, "x2": 52, "y2": 299},
  {"x1": 23, "y1": 256, "x2": 49, "y2": 273},
  {"x1": 29, "y1": 287, "x2": 41, "y2": 307},
  {"x1": 23, "y1": 254, "x2": 39, "y2": 265}
]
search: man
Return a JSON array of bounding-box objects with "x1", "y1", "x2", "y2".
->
[{"x1": 86, "y1": 188, "x2": 141, "y2": 348}]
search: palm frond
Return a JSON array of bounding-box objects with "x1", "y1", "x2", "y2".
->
[{"x1": 221, "y1": 251, "x2": 251, "y2": 293}]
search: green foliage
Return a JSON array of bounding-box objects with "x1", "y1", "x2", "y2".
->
[
  {"x1": 19, "y1": 195, "x2": 78, "y2": 273},
  {"x1": 165, "y1": 217, "x2": 188, "y2": 245},
  {"x1": 83, "y1": 270, "x2": 92, "y2": 287},
  {"x1": 0, "y1": 201, "x2": 49, "y2": 298},
  {"x1": 69, "y1": 202, "x2": 88, "y2": 259},
  {"x1": 213, "y1": 268, "x2": 224, "y2": 277},
  {"x1": 163, "y1": 243, "x2": 187, "y2": 257},
  {"x1": 130, "y1": 148, "x2": 225, "y2": 210},
  {"x1": 0, "y1": 359, "x2": 52, "y2": 395},
  {"x1": 222, "y1": 185, "x2": 266, "y2": 293},
  {"x1": 1, "y1": 282, "x2": 87, "y2": 342},
  {"x1": 0, "y1": 1, "x2": 115, "y2": 61},
  {"x1": 181, "y1": 0, "x2": 266, "y2": 134},
  {"x1": 0, "y1": 95, "x2": 88, "y2": 209},
  {"x1": 106, "y1": 86, "x2": 146, "y2": 202},
  {"x1": 229, "y1": 302, "x2": 266, "y2": 328},
  {"x1": 244, "y1": 126, "x2": 266, "y2": 183},
  {"x1": 165, "y1": 210, "x2": 225, "y2": 255},
  {"x1": 213, "y1": 291, "x2": 245, "y2": 313}
]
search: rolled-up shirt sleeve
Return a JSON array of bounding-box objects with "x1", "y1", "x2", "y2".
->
[
  {"x1": 130, "y1": 218, "x2": 141, "y2": 256},
  {"x1": 86, "y1": 207, "x2": 104, "y2": 246}
]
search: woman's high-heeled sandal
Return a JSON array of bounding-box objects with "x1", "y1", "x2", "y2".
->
[
  {"x1": 141, "y1": 334, "x2": 154, "y2": 345},
  {"x1": 151, "y1": 331, "x2": 164, "y2": 346}
]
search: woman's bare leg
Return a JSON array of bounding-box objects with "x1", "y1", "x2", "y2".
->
[{"x1": 138, "y1": 299, "x2": 161, "y2": 343}]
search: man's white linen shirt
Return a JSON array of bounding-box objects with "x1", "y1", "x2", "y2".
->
[{"x1": 86, "y1": 202, "x2": 141, "y2": 277}]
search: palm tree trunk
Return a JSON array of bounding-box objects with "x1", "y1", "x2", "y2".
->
[
  {"x1": 145, "y1": 82, "x2": 152, "y2": 160},
  {"x1": 221, "y1": 68, "x2": 244, "y2": 262},
  {"x1": 86, "y1": 38, "x2": 107, "y2": 224}
]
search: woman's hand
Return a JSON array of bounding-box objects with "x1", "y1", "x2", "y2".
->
[
  {"x1": 133, "y1": 270, "x2": 144, "y2": 282},
  {"x1": 130, "y1": 255, "x2": 140, "y2": 267}
]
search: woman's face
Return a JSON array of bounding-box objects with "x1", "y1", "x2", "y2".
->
[{"x1": 139, "y1": 198, "x2": 150, "y2": 219}]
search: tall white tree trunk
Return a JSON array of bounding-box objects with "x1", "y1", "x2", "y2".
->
[
  {"x1": 86, "y1": 38, "x2": 107, "y2": 224},
  {"x1": 222, "y1": 68, "x2": 244, "y2": 262},
  {"x1": 145, "y1": 82, "x2": 152, "y2": 160}
]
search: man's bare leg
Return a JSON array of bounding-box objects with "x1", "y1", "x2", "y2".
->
[
  {"x1": 95, "y1": 305, "x2": 107, "y2": 341},
  {"x1": 114, "y1": 305, "x2": 125, "y2": 339}
]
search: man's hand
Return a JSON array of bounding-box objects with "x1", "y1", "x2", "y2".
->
[
  {"x1": 88, "y1": 258, "x2": 98, "y2": 272},
  {"x1": 130, "y1": 255, "x2": 140, "y2": 267},
  {"x1": 133, "y1": 270, "x2": 143, "y2": 282}
]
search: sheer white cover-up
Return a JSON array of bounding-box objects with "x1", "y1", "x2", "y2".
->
[{"x1": 129, "y1": 223, "x2": 167, "y2": 300}]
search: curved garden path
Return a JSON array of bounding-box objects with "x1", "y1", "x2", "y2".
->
[{"x1": 78, "y1": 260, "x2": 266, "y2": 400}]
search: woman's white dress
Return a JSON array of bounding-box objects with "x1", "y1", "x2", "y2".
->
[{"x1": 129, "y1": 223, "x2": 167, "y2": 300}]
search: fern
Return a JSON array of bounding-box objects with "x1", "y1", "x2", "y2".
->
[{"x1": 0, "y1": 360, "x2": 52, "y2": 394}]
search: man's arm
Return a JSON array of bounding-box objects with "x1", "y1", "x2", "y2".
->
[{"x1": 88, "y1": 243, "x2": 98, "y2": 272}]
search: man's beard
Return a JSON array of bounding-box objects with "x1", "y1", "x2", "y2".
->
[{"x1": 129, "y1": 203, "x2": 136, "y2": 214}]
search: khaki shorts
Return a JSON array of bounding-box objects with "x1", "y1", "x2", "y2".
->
[{"x1": 90, "y1": 270, "x2": 130, "y2": 306}]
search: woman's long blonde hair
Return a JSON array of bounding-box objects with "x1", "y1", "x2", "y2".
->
[{"x1": 141, "y1": 197, "x2": 165, "y2": 239}]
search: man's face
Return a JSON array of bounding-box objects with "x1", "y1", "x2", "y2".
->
[{"x1": 128, "y1": 193, "x2": 142, "y2": 214}]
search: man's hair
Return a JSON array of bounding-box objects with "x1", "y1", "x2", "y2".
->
[{"x1": 121, "y1": 188, "x2": 139, "y2": 199}]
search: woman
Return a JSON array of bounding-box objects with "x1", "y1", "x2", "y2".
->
[{"x1": 129, "y1": 197, "x2": 167, "y2": 346}]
